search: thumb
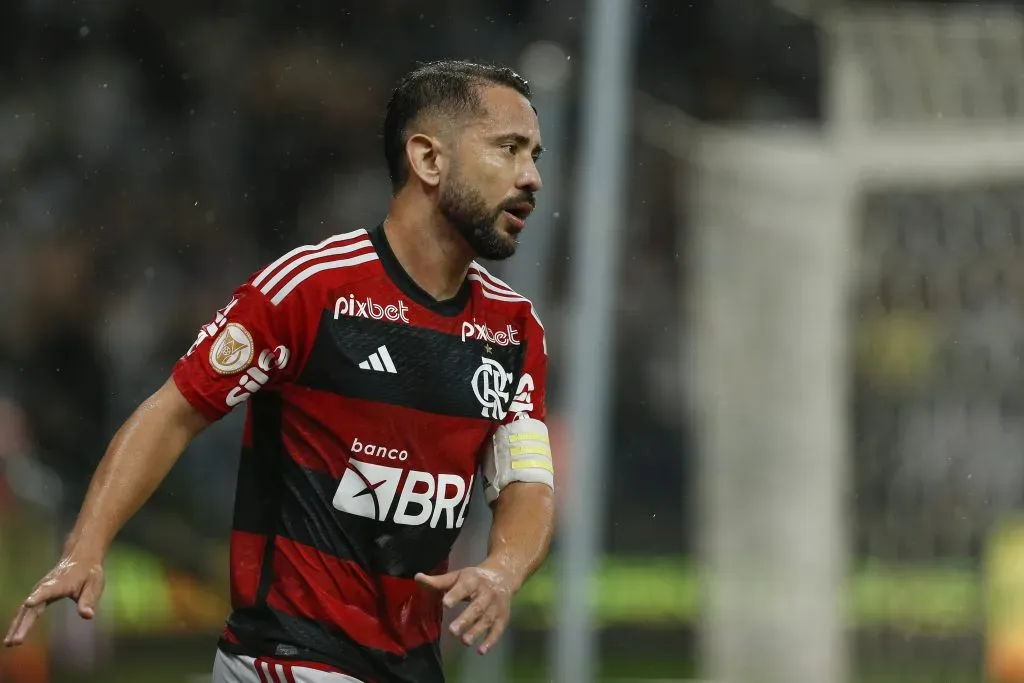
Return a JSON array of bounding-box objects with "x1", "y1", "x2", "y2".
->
[
  {"x1": 76, "y1": 575, "x2": 104, "y2": 620},
  {"x1": 415, "y1": 571, "x2": 459, "y2": 592}
]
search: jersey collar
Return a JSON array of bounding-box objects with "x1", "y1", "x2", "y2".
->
[{"x1": 369, "y1": 223, "x2": 472, "y2": 317}]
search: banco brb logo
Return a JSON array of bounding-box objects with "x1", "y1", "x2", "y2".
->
[
  {"x1": 472, "y1": 356, "x2": 514, "y2": 420},
  {"x1": 333, "y1": 460, "x2": 473, "y2": 530}
]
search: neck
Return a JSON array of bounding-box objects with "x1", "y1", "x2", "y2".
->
[{"x1": 383, "y1": 191, "x2": 475, "y2": 302}]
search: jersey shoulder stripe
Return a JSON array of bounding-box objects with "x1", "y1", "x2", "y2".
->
[
  {"x1": 467, "y1": 273, "x2": 523, "y2": 301},
  {"x1": 258, "y1": 236, "x2": 375, "y2": 297},
  {"x1": 253, "y1": 229, "x2": 368, "y2": 289},
  {"x1": 269, "y1": 250, "x2": 379, "y2": 305},
  {"x1": 469, "y1": 263, "x2": 546, "y2": 353},
  {"x1": 250, "y1": 230, "x2": 380, "y2": 306},
  {"x1": 468, "y1": 262, "x2": 522, "y2": 297}
]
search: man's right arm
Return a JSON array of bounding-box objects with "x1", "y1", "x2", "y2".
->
[
  {"x1": 64, "y1": 377, "x2": 211, "y2": 566},
  {"x1": 3, "y1": 271, "x2": 318, "y2": 647},
  {"x1": 3, "y1": 377, "x2": 209, "y2": 647}
]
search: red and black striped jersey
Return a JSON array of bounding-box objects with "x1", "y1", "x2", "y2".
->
[{"x1": 171, "y1": 224, "x2": 546, "y2": 683}]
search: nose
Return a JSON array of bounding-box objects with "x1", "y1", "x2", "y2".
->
[{"x1": 517, "y1": 159, "x2": 542, "y2": 194}]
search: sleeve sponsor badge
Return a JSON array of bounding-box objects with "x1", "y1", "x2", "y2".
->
[{"x1": 209, "y1": 323, "x2": 254, "y2": 375}]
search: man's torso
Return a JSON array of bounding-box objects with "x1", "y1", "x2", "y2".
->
[{"x1": 173, "y1": 226, "x2": 545, "y2": 683}]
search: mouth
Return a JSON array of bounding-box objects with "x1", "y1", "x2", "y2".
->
[{"x1": 502, "y1": 202, "x2": 534, "y2": 230}]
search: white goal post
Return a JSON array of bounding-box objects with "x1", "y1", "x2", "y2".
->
[{"x1": 639, "y1": 4, "x2": 1024, "y2": 683}]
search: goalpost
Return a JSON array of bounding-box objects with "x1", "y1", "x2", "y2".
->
[{"x1": 640, "y1": 4, "x2": 1024, "y2": 682}]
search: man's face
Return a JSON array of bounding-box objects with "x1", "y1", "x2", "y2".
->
[{"x1": 438, "y1": 85, "x2": 544, "y2": 261}]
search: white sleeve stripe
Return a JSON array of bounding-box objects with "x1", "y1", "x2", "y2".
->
[
  {"x1": 529, "y1": 307, "x2": 546, "y2": 333},
  {"x1": 258, "y1": 240, "x2": 374, "y2": 295},
  {"x1": 467, "y1": 272, "x2": 545, "y2": 330},
  {"x1": 467, "y1": 274, "x2": 527, "y2": 300},
  {"x1": 477, "y1": 289, "x2": 527, "y2": 304},
  {"x1": 269, "y1": 252, "x2": 379, "y2": 305},
  {"x1": 252, "y1": 229, "x2": 368, "y2": 288},
  {"x1": 468, "y1": 263, "x2": 518, "y2": 295},
  {"x1": 473, "y1": 286, "x2": 545, "y2": 329},
  {"x1": 468, "y1": 268, "x2": 547, "y2": 354},
  {"x1": 470, "y1": 263, "x2": 528, "y2": 301}
]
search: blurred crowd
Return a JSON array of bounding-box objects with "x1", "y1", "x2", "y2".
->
[
  {"x1": 0, "y1": 0, "x2": 774, "y2": 563},
  {"x1": 7, "y1": 4, "x2": 1024, "y2": 680},
  {"x1": 6, "y1": 0, "x2": 1019, "y2": 575}
]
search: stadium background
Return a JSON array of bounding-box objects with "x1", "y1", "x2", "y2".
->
[{"x1": 1, "y1": 0, "x2": 1022, "y2": 681}]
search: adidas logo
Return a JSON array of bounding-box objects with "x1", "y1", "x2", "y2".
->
[{"x1": 358, "y1": 345, "x2": 397, "y2": 374}]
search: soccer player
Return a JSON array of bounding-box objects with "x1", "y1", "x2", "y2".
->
[{"x1": 4, "y1": 60, "x2": 556, "y2": 683}]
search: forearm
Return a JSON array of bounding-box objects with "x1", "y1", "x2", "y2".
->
[
  {"x1": 481, "y1": 482, "x2": 555, "y2": 591},
  {"x1": 64, "y1": 378, "x2": 209, "y2": 559}
]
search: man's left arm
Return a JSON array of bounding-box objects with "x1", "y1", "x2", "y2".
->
[
  {"x1": 416, "y1": 310, "x2": 554, "y2": 654},
  {"x1": 481, "y1": 480, "x2": 555, "y2": 595}
]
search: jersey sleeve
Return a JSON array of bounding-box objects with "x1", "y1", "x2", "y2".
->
[
  {"x1": 172, "y1": 282, "x2": 313, "y2": 422},
  {"x1": 504, "y1": 309, "x2": 547, "y2": 424}
]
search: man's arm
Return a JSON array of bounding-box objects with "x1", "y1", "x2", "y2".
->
[
  {"x1": 480, "y1": 481, "x2": 555, "y2": 593},
  {"x1": 417, "y1": 305, "x2": 555, "y2": 654},
  {"x1": 415, "y1": 481, "x2": 554, "y2": 655},
  {"x1": 3, "y1": 378, "x2": 209, "y2": 647},
  {"x1": 3, "y1": 269, "x2": 316, "y2": 648}
]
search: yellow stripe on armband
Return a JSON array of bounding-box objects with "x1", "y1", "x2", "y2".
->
[
  {"x1": 508, "y1": 432, "x2": 550, "y2": 444},
  {"x1": 484, "y1": 417, "x2": 554, "y2": 502},
  {"x1": 510, "y1": 458, "x2": 554, "y2": 473},
  {"x1": 510, "y1": 444, "x2": 551, "y2": 457}
]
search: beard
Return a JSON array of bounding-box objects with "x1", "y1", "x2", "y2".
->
[{"x1": 438, "y1": 174, "x2": 519, "y2": 261}]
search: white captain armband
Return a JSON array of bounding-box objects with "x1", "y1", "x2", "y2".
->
[{"x1": 482, "y1": 418, "x2": 555, "y2": 504}]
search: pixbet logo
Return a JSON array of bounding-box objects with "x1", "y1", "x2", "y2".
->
[
  {"x1": 461, "y1": 320, "x2": 521, "y2": 346},
  {"x1": 351, "y1": 437, "x2": 409, "y2": 461},
  {"x1": 334, "y1": 295, "x2": 409, "y2": 324},
  {"x1": 332, "y1": 460, "x2": 473, "y2": 530},
  {"x1": 225, "y1": 345, "x2": 290, "y2": 407}
]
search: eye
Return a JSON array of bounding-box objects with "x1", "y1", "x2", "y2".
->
[{"x1": 500, "y1": 143, "x2": 517, "y2": 155}]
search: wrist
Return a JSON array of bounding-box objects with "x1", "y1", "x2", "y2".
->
[
  {"x1": 63, "y1": 535, "x2": 108, "y2": 564},
  {"x1": 480, "y1": 556, "x2": 524, "y2": 593}
]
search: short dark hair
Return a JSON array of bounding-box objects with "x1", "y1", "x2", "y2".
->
[{"x1": 383, "y1": 60, "x2": 533, "y2": 192}]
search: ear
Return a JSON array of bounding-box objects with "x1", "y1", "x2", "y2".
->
[{"x1": 406, "y1": 133, "x2": 447, "y2": 189}]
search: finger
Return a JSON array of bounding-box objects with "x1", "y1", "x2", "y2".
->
[
  {"x1": 442, "y1": 578, "x2": 477, "y2": 609},
  {"x1": 3, "y1": 604, "x2": 43, "y2": 647},
  {"x1": 76, "y1": 574, "x2": 105, "y2": 619},
  {"x1": 24, "y1": 578, "x2": 74, "y2": 609},
  {"x1": 3, "y1": 605, "x2": 30, "y2": 646},
  {"x1": 461, "y1": 607, "x2": 497, "y2": 647},
  {"x1": 478, "y1": 616, "x2": 508, "y2": 655},
  {"x1": 414, "y1": 572, "x2": 459, "y2": 592},
  {"x1": 450, "y1": 593, "x2": 492, "y2": 637}
]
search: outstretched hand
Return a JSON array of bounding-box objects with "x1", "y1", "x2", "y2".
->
[
  {"x1": 4, "y1": 555, "x2": 105, "y2": 647},
  {"x1": 415, "y1": 565, "x2": 516, "y2": 655}
]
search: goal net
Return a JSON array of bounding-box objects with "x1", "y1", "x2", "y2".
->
[{"x1": 640, "y1": 4, "x2": 1024, "y2": 682}]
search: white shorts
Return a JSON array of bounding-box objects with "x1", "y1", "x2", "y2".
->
[{"x1": 211, "y1": 649, "x2": 365, "y2": 683}]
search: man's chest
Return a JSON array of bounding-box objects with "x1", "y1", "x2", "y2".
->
[{"x1": 297, "y1": 289, "x2": 530, "y2": 425}]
